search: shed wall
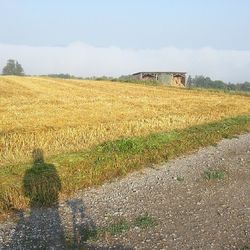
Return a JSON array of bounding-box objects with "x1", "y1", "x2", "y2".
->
[
  {"x1": 131, "y1": 72, "x2": 186, "y2": 87},
  {"x1": 158, "y1": 73, "x2": 172, "y2": 85}
]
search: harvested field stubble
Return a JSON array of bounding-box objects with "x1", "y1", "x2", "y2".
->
[{"x1": 1, "y1": 76, "x2": 250, "y2": 166}]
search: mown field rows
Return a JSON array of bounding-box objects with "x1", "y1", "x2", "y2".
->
[{"x1": 1, "y1": 76, "x2": 250, "y2": 166}]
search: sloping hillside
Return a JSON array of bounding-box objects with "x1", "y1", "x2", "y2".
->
[{"x1": 1, "y1": 76, "x2": 250, "y2": 166}]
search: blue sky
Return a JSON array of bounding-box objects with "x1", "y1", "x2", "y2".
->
[{"x1": 1, "y1": 0, "x2": 250, "y2": 82}]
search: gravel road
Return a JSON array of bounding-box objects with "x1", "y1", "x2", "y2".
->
[{"x1": 0, "y1": 133, "x2": 249, "y2": 250}]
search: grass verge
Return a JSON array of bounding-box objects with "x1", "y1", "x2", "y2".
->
[{"x1": 0, "y1": 115, "x2": 250, "y2": 216}]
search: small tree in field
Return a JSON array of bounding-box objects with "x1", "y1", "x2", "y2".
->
[{"x1": 2, "y1": 59, "x2": 25, "y2": 76}]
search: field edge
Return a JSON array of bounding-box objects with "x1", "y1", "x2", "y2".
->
[{"x1": 0, "y1": 115, "x2": 250, "y2": 217}]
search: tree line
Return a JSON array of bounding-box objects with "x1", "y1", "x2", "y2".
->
[
  {"x1": 1, "y1": 59, "x2": 249, "y2": 92},
  {"x1": 187, "y1": 75, "x2": 250, "y2": 92}
]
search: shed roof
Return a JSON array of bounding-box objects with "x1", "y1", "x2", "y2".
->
[{"x1": 132, "y1": 71, "x2": 186, "y2": 75}]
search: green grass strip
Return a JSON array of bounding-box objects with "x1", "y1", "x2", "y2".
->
[{"x1": 0, "y1": 115, "x2": 250, "y2": 214}]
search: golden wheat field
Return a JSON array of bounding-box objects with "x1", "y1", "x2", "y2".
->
[{"x1": 0, "y1": 76, "x2": 250, "y2": 166}]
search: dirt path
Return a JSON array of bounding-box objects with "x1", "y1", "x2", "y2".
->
[{"x1": 0, "y1": 134, "x2": 250, "y2": 249}]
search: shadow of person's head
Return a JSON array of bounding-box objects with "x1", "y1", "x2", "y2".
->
[
  {"x1": 23, "y1": 148, "x2": 61, "y2": 208},
  {"x1": 32, "y1": 148, "x2": 44, "y2": 164}
]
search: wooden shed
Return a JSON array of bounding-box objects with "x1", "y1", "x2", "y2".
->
[{"x1": 132, "y1": 72, "x2": 186, "y2": 87}]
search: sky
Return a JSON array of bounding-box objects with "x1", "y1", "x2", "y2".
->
[{"x1": 0, "y1": 0, "x2": 250, "y2": 82}]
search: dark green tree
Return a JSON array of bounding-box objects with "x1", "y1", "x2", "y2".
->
[
  {"x1": 192, "y1": 75, "x2": 213, "y2": 88},
  {"x1": 240, "y1": 82, "x2": 250, "y2": 91},
  {"x1": 2, "y1": 59, "x2": 25, "y2": 76},
  {"x1": 186, "y1": 75, "x2": 193, "y2": 87}
]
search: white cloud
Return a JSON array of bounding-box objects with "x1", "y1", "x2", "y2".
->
[{"x1": 0, "y1": 42, "x2": 250, "y2": 83}]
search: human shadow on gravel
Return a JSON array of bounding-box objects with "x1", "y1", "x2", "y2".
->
[
  {"x1": 4, "y1": 149, "x2": 132, "y2": 250},
  {"x1": 66, "y1": 199, "x2": 133, "y2": 249},
  {"x1": 66, "y1": 199, "x2": 97, "y2": 248},
  {"x1": 5, "y1": 148, "x2": 65, "y2": 249}
]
